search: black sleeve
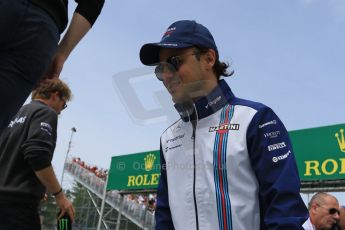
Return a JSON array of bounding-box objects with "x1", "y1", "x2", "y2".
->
[
  {"x1": 75, "y1": 0, "x2": 105, "y2": 26},
  {"x1": 21, "y1": 107, "x2": 58, "y2": 171}
]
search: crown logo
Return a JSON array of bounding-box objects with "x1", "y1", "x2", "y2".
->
[
  {"x1": 144, "y1": 153, "x2": 156, "y2": 171},
  {"x1": 335, "y1": 128, "x2": 345, "y2": 153}
]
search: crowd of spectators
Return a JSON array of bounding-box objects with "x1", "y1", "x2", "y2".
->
[
  {"x1": 72, "y1": 157, "x2": 108, "y2": 181},
  {"x1": 126, "y1": 193, "x2": 157, "y2": 213},
  {"x1": 69, "y1": 157, "x2": 157, "y2": 213}
]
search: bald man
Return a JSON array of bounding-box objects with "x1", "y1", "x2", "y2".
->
[
  {"x1": 303, "y1": 192, "x2": 340, "y2": 230},
  {"x1": 337, "y1": 206, "x2": 345, "y2": 230}
]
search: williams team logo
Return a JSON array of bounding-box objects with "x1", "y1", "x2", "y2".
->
[
  {"x1": 209, "y1": 123, "x2": 240, "y2": 134},
  {"x1": 162, "y1": 27, "x2": 176, "y2": 40}
]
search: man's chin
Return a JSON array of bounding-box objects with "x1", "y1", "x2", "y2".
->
[
  {"x1": 172, "y1": 93, "x2": 190, "y2": 104},
  {"x1": 323, "y1": 223, "x2": 336, "y2": 230}
]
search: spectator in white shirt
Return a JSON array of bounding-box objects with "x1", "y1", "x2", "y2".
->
[{"x1": 303, "y1": 192, "x2": 340, "y2": 230}]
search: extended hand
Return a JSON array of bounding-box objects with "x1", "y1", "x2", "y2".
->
[{"x1": 55, "y1": 192, "x2": 75, "y2": 222}]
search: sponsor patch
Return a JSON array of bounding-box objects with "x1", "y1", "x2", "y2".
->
[
  {"x1": 209, "y1": 123, "x2": 240, "y2": 134},
  {"x1": 8, "y1": 116, "x2": 27, "y2": 128},
  {"x1": 264, "y1": 131, "x2": 281, "y2": 139},
  {"x1": 268, "y1": 142, "x2": 286, "y2": 151},
  {"x1": 205, "y1": 96, "x2": 222, "y2": 109},
  {"x1": 259, "y1": 120, "x2": 277, "y2": 129},
  {"x1": 40, "y1": 122, "x2": 53, "y2": 136},
  {"x1": 165, "y1": 144, "x2": 182, "y2": 152},
  {"x1": 166, "y1": 134, "x2": 185, "y2": 143},
  {"x1": 272, "y1": 150, "x2": 291, "y2": 163}
]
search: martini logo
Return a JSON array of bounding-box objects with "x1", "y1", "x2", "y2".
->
[
  {"x1": 335, "y1": 128, "x2": 345, "y2": 153},
  {"x1": 209, "y1": 123, "x2": 240, "y2": 134},
  {"x1": 144, "y1": 153, "x2": 156, "y2": 171}
]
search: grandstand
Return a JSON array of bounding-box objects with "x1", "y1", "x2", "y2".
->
[{"x1": 45, "y1": 158, "x2": 156, "y2": 230}]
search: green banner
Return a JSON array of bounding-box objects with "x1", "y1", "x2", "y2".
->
[
  {"x1": 107, "y1": 124, "x2": 345, "y2": 191},
  {"x1": 107, "y1": 150, "x2": 160, "y2": 190},
  {"x1": 290, "y1": 123, "x2": 345, "y2": 181}
]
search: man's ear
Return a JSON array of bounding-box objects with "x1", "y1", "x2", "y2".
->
[
  {"x1": 203, "y1": 49, "x2": 216, "y2": 70},
  {"x1": 310, "y1": 203, "x2": 318, "y2": 215},
  {"x1": 51, "y1": 91, "x2": 59, "y2": 101}
]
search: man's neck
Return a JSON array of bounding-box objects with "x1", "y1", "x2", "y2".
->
[
  {"x1": 34, "y1": 98, "x2": 49, "y2": 105},
  {"x1": 309, "y1": 216, "x2": 319, "y2": 230}
]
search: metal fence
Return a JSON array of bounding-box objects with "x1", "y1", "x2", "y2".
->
[{"x1": 65, "y1": 159, "x2": 155, "y2": 229}]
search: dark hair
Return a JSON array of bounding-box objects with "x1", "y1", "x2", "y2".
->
[{"x1": 194, "y1": 46, "x2": 234, "y2": 80}]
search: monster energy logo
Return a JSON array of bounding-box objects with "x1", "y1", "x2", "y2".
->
[{"x1": 58, "y1": 218, "x2": 69, "y2": 230}]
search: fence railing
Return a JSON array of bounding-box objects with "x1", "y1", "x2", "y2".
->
[{"x1": 65, "y1": 159, "x2": 155, "y2": 229}]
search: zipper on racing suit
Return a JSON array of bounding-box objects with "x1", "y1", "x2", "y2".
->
[
  {"x1": 191, "y1": 108, "x2": 199, "y2": 230},
  {"x1": 175, "y1": 102, "x2": 200, "y2": 229}
]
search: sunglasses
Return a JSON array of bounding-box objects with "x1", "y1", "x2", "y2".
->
[
  {"x1": 58, "y1": 94, "x2": 67, "y2": 110},
  {"x1": 154, "y1": 52, "x2": 198, "y2": 81},
  {"x1": 318, "y1": 205, "x2": 340, "y2": 215},
  {"x1": 328, "y1": 208, "x2": 340, "y2": 215},
  {"x1": 62, "y1": 101, "x2": 67, "y2": 110}
]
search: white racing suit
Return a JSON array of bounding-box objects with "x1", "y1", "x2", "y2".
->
[{"x1": 155, "y1": 80, "x2": 308, "y2": 230}]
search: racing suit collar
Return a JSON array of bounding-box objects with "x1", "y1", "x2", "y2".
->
[{"x1": 174, "y1": 79, "x2": 235, "y2": 122}]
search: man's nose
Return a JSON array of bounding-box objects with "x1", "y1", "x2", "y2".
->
[
  {"x1": 333, "y1": 212, "x2": 340, "y2": 220},
  {"x1": 162, "y1": 70, "x2": 178, "y2": 82}
]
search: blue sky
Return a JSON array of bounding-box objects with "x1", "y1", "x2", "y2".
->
[{"x1": 51, "y1": 0, "x2": 345, "y2": 203}]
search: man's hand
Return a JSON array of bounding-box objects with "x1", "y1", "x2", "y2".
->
[
  {"x1": 55, "y1": 192, "x2": 75, "y2": 222},
  {"x1": 34, "y1": 166, "x2": 75, "y2": 221}
]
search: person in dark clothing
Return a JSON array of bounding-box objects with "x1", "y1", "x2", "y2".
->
[
  {"x1": 0, "y1": 79, "x2": 74, "y2": 230},
  {"x1": 0, "y1": 0, "x2": 105, "y2": 135}
]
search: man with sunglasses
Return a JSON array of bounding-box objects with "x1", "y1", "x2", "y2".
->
[
  {"x1": 0, "y1": 79, "x2": 74, "y2": 229},
  {"x1": 337, "y1": 206, "x2": 345, "y2": 230},
  {"x1": 303, "y1": 192, "x2": 341, "y2": 230},
  {"x1": 140, "y1": 20, "x2": 308, "y2": 230}
]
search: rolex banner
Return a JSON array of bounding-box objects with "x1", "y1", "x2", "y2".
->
[
  {"x1": 290, "y1": 123, "x2": 345, "y2": 181},
  {"x1": 107, "y1": 124, "x2": 345, "y2": 191},
  {"x1": 107, "y1": 150, "x2": 160, "y2": 190}
]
